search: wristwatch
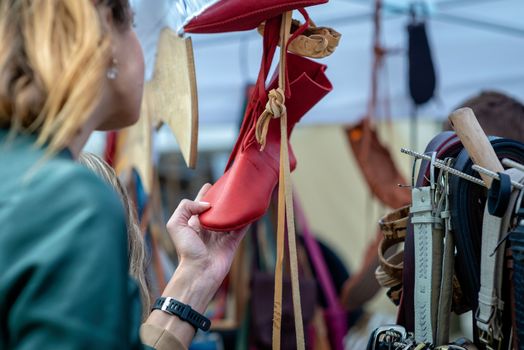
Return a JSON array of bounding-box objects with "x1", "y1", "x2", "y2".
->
[{"x1": 152, "y1": 297, "x2": 211, "y2": 332}]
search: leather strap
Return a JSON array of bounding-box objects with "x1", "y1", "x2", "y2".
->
[
  {"x1": 411, "y1": 186, "x2": 441, "y2": 343},
  {"x1": 376, "y1": 205, "x2": 409, "y2": 286},
  {"x1": 487, "y1": 172, "x2": 512, "y2": 217},
  {"x1": 436, "y1": 161, "x2": 454, "y2": 346},
  {"x1": 379, "y1": 205, "x2": 410, "y2": 240},
  {"x1": 476, "y1": 169, "x2": 524, "y2": 346},
  {"x1": 413, "y1": 154, "x2": 448, "y2": 345},
  {"x1": 375, "y1": 249, "x2": 403, "y2": 288},
  {"x1": 270, "y1": 11, "x2": 305, "y2": 350}
]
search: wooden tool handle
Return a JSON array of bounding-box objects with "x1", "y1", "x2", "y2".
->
[{"x1": 448, "y1": 107, "x2": 503, "y2": 188}]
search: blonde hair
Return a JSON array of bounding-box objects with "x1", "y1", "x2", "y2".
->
[
  {"x1": 0, "y1": 0, "x2": 130, "y2": 153},
  {"x1": 79, "y1": 152, "x2": 151, "y2": 320}
]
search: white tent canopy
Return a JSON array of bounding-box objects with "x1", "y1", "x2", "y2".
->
[{"x1": 132, "y1": 0, "x2": 524, "y2": 128}]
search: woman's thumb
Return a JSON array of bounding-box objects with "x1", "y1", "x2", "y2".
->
[{"x1": 168, "y1": 199, "x2": 211, "y2": 227}]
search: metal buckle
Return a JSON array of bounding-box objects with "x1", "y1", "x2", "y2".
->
[
  {"x1": 161, "y1": 297, "x2": 173, "y2": 311},
  {"x1": 370, "y1": 325, "x2": 409, "y2": 350},
  {"x1": 478, "y1": 328, "x2": 503, "y2": 350}
]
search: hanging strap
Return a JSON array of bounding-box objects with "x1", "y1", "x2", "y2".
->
[
  {"x1": 411, "y1": 186, "x2": 437, "y2": 343},
  {"x1": 476, "y1": 168, "x2": 524, "y2": 347},
  {"x1": 269, "y1": 11, "x2": 305, "y2": 350},
  {"x1": 411, "y1": 180, "x2": 445, "y2": 345},
  {"x1": 435, "y1": 162, "x2": 454, "y2": 346}
]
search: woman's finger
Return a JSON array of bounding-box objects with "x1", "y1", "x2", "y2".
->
[{"x1": 194, "y1": 183, "x2": 212, "y2": 202}]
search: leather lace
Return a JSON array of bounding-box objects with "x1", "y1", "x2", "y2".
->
[
  {"x1": 271, "y1": 11, "x2": 305, "y2": 350},
  {"x1": 255, "y1": 88, "x2": 286, "y2": 151}
]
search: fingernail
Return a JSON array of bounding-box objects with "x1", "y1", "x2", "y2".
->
[{"x1": 199, "y1": 201, "x2": 211, "y2": 207}]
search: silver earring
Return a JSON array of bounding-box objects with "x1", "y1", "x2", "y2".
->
[{"x1": 107, "y1": 58, "x2": 119, "y2": 80}]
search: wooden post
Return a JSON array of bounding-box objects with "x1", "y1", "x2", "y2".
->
[{"x1": 448, "y1": 107, "x2": 503, "y2": 188}]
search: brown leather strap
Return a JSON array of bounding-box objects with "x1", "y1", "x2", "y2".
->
[
  {"x1": 271, "y1": 11, "x2": 305, "y2": 350},
  {"x1": 379, "y1": 205, "x2": 410, "y2": 240},
  {"x1": 376, "y1": 206, "x2": 410, "y2": 287},
  {"x1": 376, "y1": 248, "x2": 404, "y2": 287}
]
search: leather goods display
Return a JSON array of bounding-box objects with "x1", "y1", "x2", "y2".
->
[
  {"x1": 199, "y1": 23, "x2": 332, "y2": 231},
  {"x1": 373, "y1": 108, "x2": 524, "y2": 349},
  {"x1": 183, "y1": 0, "x2": 328, "y2": 34},
  {"x1": 258, "y1": 18, "x2": 341, "y2": 59},
  {"x1": 400, "y1": 137, "x2": 524, "y2": 345}
]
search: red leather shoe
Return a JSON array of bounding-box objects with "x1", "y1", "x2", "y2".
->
[
  {"x1": 184, "y1": 0, "x2": 327, "y2": 34},
  {"x1": 199, "y1": 52, "x2": 332, "y2": 231}
]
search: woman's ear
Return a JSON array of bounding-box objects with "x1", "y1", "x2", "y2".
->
[{"x1": 96, "y1": 4, "x2": 114, "y2": 34}]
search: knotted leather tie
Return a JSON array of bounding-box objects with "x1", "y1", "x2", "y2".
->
[{"x1": 256, "y1": 88, "x2": 286, "y2": 151}]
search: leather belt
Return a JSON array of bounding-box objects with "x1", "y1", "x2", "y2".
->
[
  {"x1": 411, "y1": 152, "x2": 451, "y2": 345},
  {"x1": 376, "y1": 205, "x2": 409, "y2": 286},
  {"x1": 476, "y1": 169, "x2": 524, "y2": 349},
  {"x1": 411, "y1": 185, "x2": 439, "y2": 343}
]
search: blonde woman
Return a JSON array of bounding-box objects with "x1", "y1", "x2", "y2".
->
[{"x1": 0, "y1": 1, "x2": 246, "y2": 349}]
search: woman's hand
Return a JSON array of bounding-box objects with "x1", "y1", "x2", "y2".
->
[
  {"x1": 146, "y1": 184, "x2": 247, "y2": 346},
  {"x1": 166, "y1": 183, "x2": 248, "y2": 287}
]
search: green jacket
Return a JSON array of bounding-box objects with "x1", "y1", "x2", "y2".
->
[{"x1": 0, "y1": 129, "x2": 150, "y2": 349}]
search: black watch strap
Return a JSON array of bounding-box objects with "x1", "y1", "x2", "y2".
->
[{"x1": 152, "y1": 297, "x2": 211, "y2": 332}]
